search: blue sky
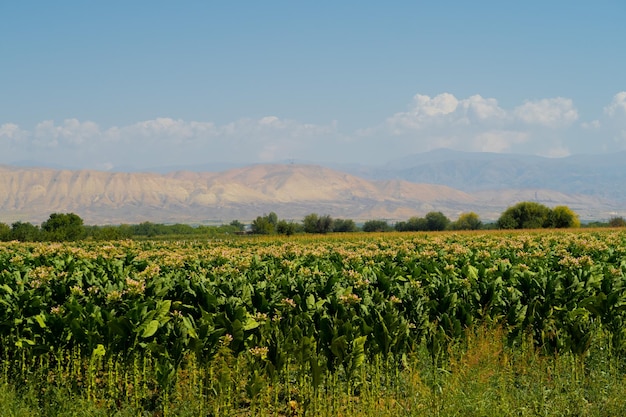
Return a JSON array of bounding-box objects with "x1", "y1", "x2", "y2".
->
[{"x1": 1, "y1": 1, "x2": 625, "y2": 170}]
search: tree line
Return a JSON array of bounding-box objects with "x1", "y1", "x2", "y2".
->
[{"x1": 1, "y1": 202, "x2": 624, "y2": 242}]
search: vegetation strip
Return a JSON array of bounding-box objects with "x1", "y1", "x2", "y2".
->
[{"x1": 1, "y1": 230, "x2": 626, "y2": 415}]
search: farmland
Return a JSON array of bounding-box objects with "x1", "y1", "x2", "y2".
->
[{"x1": 2, "y1": 230, "x2": 626, "y2": 416}]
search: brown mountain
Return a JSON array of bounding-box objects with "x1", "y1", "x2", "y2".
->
[{"x1": 0, "y1": 164, "x2": 615, "y2": 225}]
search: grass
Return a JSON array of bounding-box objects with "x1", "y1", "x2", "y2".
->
[{"x1": 2, "y1": 326, "x2": 626, "y2": 416}]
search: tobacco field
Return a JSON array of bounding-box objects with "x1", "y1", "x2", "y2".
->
[{"x1": 1, "y1": 230, "x2": 626, "y2": 416}]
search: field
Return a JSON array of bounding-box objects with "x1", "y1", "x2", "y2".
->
[{"x1": 1, "y1": 230, "x2": 626, "y2": 416}]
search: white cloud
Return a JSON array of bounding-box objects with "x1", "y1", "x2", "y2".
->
[
  {"x1": 386, "y1": 93, "x2": 508, "y2": 134},
  {"x1": 605, "y1": 91, "x2": 626, "y2": 117},
  {"x1": 33, "y1": 119, "x2": 101, "y2": 147},
  {"x1": 0, "y1": 116, "x2": 342, "y2": 169},
  {"x1": 3, "y1": 91, "x2": 626, "y2": 169},
  {"x1": 413, "y1": 93, "x2": 459, "y2": 116},
  {"x1": 472, "y1": 130, "x2": 528, "y2": 153},
  {"x1": 365, "y1": 93, "x2": 601, "y2": 157},
  {"x1": 513, "y1": 98, "x2": 578, "y2": 127},
  {"x1": 460, "y1": 95, "x2": 507, "y2": 121},
  {"x1": 0, "y1": 123, "x2": 28, "y2": 143},
  {"x1": 581, "y1": 120, "x2": 601, "y2": 129}
]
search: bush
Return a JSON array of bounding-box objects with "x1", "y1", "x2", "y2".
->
[
  {"x1": 362, "y1": 219, "x2": 392, "y2": 232},
  {"x1": 497, "y1": 202, "x2": 552, "y2": 229},
  {"x1": 549, "y1": 206, "x2": 580, "y2": 228},
  {"x1": 609, "y1": 216, "x2": 626, "y2": 227},
  {"x1": 451, "y1": 212, "x2": 483, "y2": 230},
  {"x1": 276, "y1": 220, "x2": 297, "y2": 236},
  {"x1": 425, "y1": 211, "x2": 451, "y2": 231},
  {"x1": 332, "y1": 218, "x2": 358, "y2": 233},
  {"x1": 41, "y1": 213, "x2": 86, "y2": 242},
  {"x1": 0, "y1": 222, "x2": 10, "y2": 241},
  {"x1": 303, "y1": 213, "x2": 333, "y2": 234}
]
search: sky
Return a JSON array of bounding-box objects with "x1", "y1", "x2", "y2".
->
[{"x1": 1, "y1": 1, "x2": 625, "y2": 171}]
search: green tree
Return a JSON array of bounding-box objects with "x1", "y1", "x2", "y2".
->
[
  {"x1": 251, "y1": 214, "x2": 275, "y2": 234},
  {"x1": 11, "y1": 221, "x2": 41, "y2": 241},
  {"x1": 131, "y1": 222, "x2": 163, "y2": 237},
  {"x1": 332, "y1": 218, "x2": 358, "y2": 233},
  {"x1": 396, "y1": 216, "x2": 428, "y2": 232},
  {"x1": 609, "y1": 216, "x2": 626, "y2": 227},
  {"x1": 362, "y1": 219, "x2": 392, "y2": 232},
  {"x1": 425, "y1": 211, "x2": 450, "y2": 231},
  {"x1": 276, "y1": 220, "x2": 297, "y2": 236},
  {"x1": 86, "y1": 225, "x2": 129, "y2": 240},
  {"x1": 229, "y1": 220, "x2": 245, "y2": 231},
  {"x1": 303, "y1": 213, "x2": 333, "y2": 234},
  {"x1": 0, "y1": 222, "x2": 10, "y2": 241},
  {"x1": 549, "y1": 206, "x2": 580, "y2": 228},
  {"x1": 497, "y1": 202, "x2": 551, "y2": 229},
  {"x1": 41, "y1": 213, "x2": 86, "y2": 241},
  {"x1": 451, "y1": 212, "x2": 482, "y2": 230}
]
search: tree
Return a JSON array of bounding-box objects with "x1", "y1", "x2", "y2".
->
[
  {"x1": 425, "y1": 211, "x2": 450, "y2": 231},
  {"x1": 451, "y1": 212, "x2": 482, "y2": 230},
  {"x1": 332, "y1": 218, "x2": 358, "y2": 233},
  {"x1": 303, "y1": 213, "x2": 333, "y2": 234},
  {"x1": 362, "y1": 219, "x2": 392, "y2": 232},
  {"x1": 549, "y1": 206, "x2": 580, "y2": 228},
  {"x1": 251, "y1": 215, "x2": 275, "y2": 234},
  {"x1": 395, "y1": 216, "x2": 428, "y2": 232},
  {"x1": 0, "y1": 222, "x2": 10, "y2": 241},
  {"x1": 276, "y1": 220, "x2": 297, "y2": 236},
  {"x1": 131, "y1": 221, "x2": 162, "y2": 237},
  {"x1": 11, "y1": 221, "x2": 41, "y2": 241},
  {"x1": 497, "y1": 202, "x2": 551, "y2": 229},
  {"x1": 41, "y1": 212, "x2": 86, "y2": 241},
  {"x1": 86, "y1": 225, "x2": 128, "y2": 240},
  {"x1": 609, "y1": 216, "x2": 626, "y2": 227},
  {"x1": 229, "y1": 220, "x2": 245, "y2": 231},
  {"x1": 267, "y1": 212, "x2": 278, "y2": 227}
]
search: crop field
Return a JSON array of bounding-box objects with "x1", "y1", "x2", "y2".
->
[{"x1": 2, "y1": 230, "x2": 626, "y2": 416}]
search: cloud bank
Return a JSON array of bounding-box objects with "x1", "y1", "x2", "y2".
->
[{"x1": 1, "y1": 92, "x2": 625, "y2": 170}]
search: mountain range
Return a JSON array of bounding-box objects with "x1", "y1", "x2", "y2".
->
[{"x1": 1, "y1": 149, "x2": 624, "y2": 225}]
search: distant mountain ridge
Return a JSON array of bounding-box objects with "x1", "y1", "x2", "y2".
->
[
  {"x1": 0, "y1": 154, "x2": 623, "y2": 225},
  {"x1": 345, "y1": 149, "x2": 626, "y2": 202}
]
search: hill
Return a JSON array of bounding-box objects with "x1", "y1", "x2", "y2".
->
[
  {"x1": 347, "y1": 149, "x2": 626, "y2": 202},
  {"x1": 0, "y1": 163, "x2": 620, "y2": 225}
]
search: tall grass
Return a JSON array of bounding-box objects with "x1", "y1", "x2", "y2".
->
[{"x1": 2, "y1": 325, "x2": 625, "y2": 416}]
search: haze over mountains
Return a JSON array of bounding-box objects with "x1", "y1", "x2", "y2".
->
[{"x1": 1, "y1": 150, "x2": 624, "y2": 225}]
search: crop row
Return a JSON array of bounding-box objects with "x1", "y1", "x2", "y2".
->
[{"x1": 1, "y1": 231, "x2": 626, "y2": 387}]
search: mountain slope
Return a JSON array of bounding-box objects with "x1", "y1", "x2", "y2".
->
[
  {"x1": 0, "y1": 163, "x2": 619, "y2": 225},
  {"x1": 348, "y1": 149, "x2": 626, "y2": 201}
]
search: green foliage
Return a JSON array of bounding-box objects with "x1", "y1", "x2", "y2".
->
[
  {"x1": 497, "y1": 201, "x2": 552, "y2": 229},
  {"x1": 251, "y1": 213, "x2": 277, "y2": 234},
  {"x1": 0, "y1": 230, "x2": 626, "y2": 415},
  {"x1": 41, "y1": 212, "x2": 86, "y2": 241},
  {"x1": 276, "y1": 219, "x2": 297, "y2": 235},
  {"x1": 229, "y1": 219, "x2": 245, "y2": 231},
  {"x1": 332, "y1": 218, "x2": 358, "y2": 233},
  {"x1": 395, "y1": 216, "x2": 427, "y2": 232},
  {"x1": 4, "y1": 326, "x2": 626, "y2": 416},
  {"x1": 303, "y1": 213, "x2": 334, "y2": 233},
  {"x1": 498, "y1": 203, "x2": 582, "y2": 229},
  {"x1": 609, "y1": 216, "x2": 626, "y2": 227},
  {"x1": 450, "y1": 212, "x2": 482, "y2": 230},
  {"x1": 85, "y1": 225, "x2": 132, "y2": 240},
  {"x1": 10, "y1": 221, "x2": 41, "y2": 241},
  {"x1": 425, "y1": 211, "x2": 450, "y2": 231},
  {"x1": 549, "y1": 205, "x2": 581, "y2": 228},
  {"x1": 362, "y1": 219, "x2": 392, "y2": 232},
  {"x1": 395, "y1": 213, "x2": 451, "y2": 232},
  {"x1": 0, "y1": 222, "x2": 10, "y2": 241}
]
